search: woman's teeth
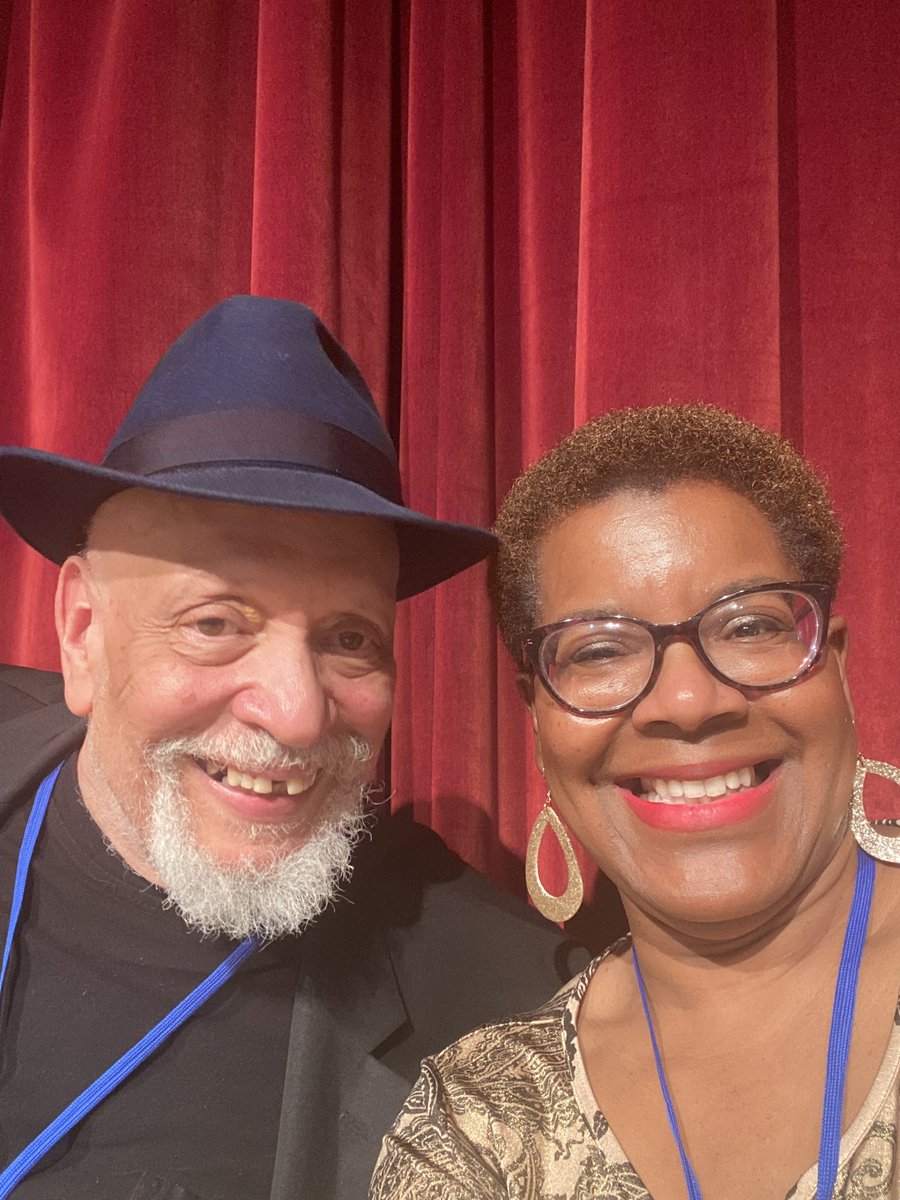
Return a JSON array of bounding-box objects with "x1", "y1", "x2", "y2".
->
[
  {"x1": 200, "y1": 760, "x2": 316, "y2": 797},
  {"x1": 639, "y1": 766, "x2": 755, "y2": 805}
]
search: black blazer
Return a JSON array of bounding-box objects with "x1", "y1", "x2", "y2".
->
[{"x1": 0, "y1": 666, "x2": 584, "y2": 1198}]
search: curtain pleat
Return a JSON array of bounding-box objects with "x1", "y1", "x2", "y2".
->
[{"x1": 794, "y1": 0, "x2": 900, "y2": 786}]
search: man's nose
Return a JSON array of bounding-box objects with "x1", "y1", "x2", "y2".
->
[
  {"x1": 630, "y1": 639, "x2": 749, "y2": 734},
  {"x1": 229, "y1": 643, "x2": 332, "y2": 747}
]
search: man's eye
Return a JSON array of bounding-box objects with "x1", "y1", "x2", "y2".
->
[
  {"x1": 193, "y1": 617, "x2": 236, "y2": 638},
  {"x1": 336, "y1": 630, "x2": 367, "y2": 653}
]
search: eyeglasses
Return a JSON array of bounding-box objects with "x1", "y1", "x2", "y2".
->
[{"x1": 522, "y1": 581, "x2": 833, "y2": 718}]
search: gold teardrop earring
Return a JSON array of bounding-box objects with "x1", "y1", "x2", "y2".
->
[
  {"x1": 525, "y1": 792, "x2": 584, "y2": 922},
  {"x1": 850, "y1": 756, "x2": 900, "y2": 864}
]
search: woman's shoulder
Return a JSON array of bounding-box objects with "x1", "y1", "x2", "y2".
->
[{"x1": 371, "y1": 944, "x2": 634, "y2": 1199}]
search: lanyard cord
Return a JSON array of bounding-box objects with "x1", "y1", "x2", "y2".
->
[
  {"x1": 631, "y1": 845, "x2": 875, "y2": 1200},
  {"x1": 816, "y1": 846, "x2": 874, "y2": 1196},
  {"x1": 0, "y1": 765, "x2": 259, "y2": 1197},
  {"x1": 632, "y1": 942, "x2": 703, "y2": 1200},
  {"x1": 0, "y1": 764, "x2": 62, "y2": 998}
]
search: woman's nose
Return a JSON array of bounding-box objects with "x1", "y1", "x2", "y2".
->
[{"x1": 630, "y1": 639, "x2": 749, "y2": 734}]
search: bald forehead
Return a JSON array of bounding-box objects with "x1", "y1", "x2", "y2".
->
[{"x1": 86, "y1": 489, "x2": 399, "y2": 588}]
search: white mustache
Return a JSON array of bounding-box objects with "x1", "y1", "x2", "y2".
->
[{"x1": 145, "y1": 728, "x2": 373, "y2": 780}]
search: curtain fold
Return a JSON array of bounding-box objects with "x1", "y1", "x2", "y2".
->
[{"x1": 2, "y1": 1, "x2": 898, "y2": 941}]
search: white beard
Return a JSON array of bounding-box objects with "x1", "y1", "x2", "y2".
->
[{"x1": 93, "y1": 727, "x2": 374, "y2": 941}]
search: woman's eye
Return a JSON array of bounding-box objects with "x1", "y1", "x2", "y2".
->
[
  {"x1": 725, "y1": 615, "x2": 786, "y2": 639},
  {"x1": 575, "y1": 644, "x2": 618, "y2": 660},
  {"x1": 564, "y1": 641, "x2": 629, "y2": 668}
]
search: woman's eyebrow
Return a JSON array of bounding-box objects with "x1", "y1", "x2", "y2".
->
[
  {"x1": 711, "y1": 575, "x2": 793, "y2": 595},
  {"x1": 552, "y1": 578, "x2": 793, "y2": 623}
]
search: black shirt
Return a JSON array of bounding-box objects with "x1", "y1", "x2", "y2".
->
[{"x1": 0, "y1": 755, "x2": 298, "y2": 1199}]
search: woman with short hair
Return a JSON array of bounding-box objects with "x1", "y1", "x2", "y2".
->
[{"x1": 371, "y1": 405, "x2": 900, "y2": 1199}]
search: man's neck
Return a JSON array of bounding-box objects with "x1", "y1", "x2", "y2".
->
[{"x1": 75, "y1": 740, "x2": 162, "y2": 885}]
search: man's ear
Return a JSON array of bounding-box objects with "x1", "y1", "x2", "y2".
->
[
  {"x1": 827, "y1": 614, "x2": 854, "y2": 720},
  {"x1": 55, "y1": 556, "x2": 102, "y2": 716}
]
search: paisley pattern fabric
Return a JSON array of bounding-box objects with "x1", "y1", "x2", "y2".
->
[{"x1": 370, "y1": 949, "x2": 900, "y2": 1199}]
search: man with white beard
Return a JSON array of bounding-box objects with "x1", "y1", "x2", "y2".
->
[{"x1": 0, "y1": 298, "x2": 580, "y2": 1200}]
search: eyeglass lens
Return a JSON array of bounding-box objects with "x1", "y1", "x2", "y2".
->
[{"x1": 541, "y1": 588, "x2": 822, "y2": 714}]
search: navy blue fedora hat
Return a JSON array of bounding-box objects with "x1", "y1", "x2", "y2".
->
[{"x1": 0, "y1": 296, "x2": 495, "y2": 599}]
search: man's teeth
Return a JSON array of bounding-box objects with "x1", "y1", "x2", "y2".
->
[
  {"x1": 639, "y1": 766, "x2": 755, "y2": 805},
  {"x1": 201, "y1": 760, "x2": 315, "y2": 797}
]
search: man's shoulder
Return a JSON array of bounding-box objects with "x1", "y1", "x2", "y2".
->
[
  {"x1": 0, "y1": 664, "x2": 67, "y2": 718},
  {"x1": 363, "y1": 812, "x2": 572, "y2": 951},
  {"x1": 344, "y1": 811, "x2": 588, "y2": 1076},
  {"x1": 0, "y1": 665, "x2": 84, "y2": 812}
]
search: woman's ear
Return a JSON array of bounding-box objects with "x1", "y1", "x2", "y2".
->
[
  {"x1": 516, "y1": 671, "x2": 546, "y2": 773},
  {"x1": 530, "y1": 703, "x2": 546, "y2": 777},
  {"x1": 827, "y1": 614, "x2": 854, "y2": 718},
  {"x1": 515, "y1": 670, "x2": 535, "y2": 705},
  {"x1": 55, "y1": 556, "x2": 102, "y2": 716},
  {"x1": 518, "y1": 672, "x2": 547, "y2": 772}
]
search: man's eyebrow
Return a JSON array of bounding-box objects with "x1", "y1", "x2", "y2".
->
[{"x1": 163, "y1": 588, "x2": 261, "y2": 616}]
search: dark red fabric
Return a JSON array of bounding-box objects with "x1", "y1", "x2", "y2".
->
[{"x1": 2, "y1": 2, "x2": 898, "y2": 937}]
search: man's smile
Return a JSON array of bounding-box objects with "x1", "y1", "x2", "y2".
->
[
  {"x1": 195, "y1": 756, "x2": 319, "y2": 797},
  {"x1": 187, "y1": 755, "x2": 327, "y2": 825}
]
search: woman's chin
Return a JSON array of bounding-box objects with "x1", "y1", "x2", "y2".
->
[{"x1": 614, "y1": 843, "x2": 824, "y2": 944}]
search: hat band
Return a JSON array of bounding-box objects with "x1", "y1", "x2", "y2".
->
[{"x1": 103, "y1": 408, "x2": 403, "y2": 504}]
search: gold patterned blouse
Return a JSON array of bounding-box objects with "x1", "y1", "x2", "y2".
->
[{"x1": 370, "y1": 948, "x2": 900, "y2": 1199}]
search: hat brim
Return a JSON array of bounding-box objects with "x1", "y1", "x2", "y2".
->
[{"x1": 0, "y1": 448, "x2": 496, "y2": 600}]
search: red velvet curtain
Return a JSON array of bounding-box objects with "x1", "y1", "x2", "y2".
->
[{"x1": 2, "y1": 1, "x2": 898, "y2": 944}]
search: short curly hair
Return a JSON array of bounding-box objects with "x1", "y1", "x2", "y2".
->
[{"x1": 490, "y1": 404, "x2": 844, "y2": 665}]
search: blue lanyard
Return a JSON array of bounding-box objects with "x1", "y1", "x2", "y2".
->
[
  {"x1": 632, "y1": 844, "x2": 875, "y2": 1200},
  {"x1": 0, "y1": 764, "x2": 259, "y2": 1197}
]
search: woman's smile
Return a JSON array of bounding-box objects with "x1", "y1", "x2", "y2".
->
[
  {"x1": 619, "y1": 757, "x2": 777, "y2": 803},
  {"x1": 617, "y1": 765, "x2": 780, "y2": 832}
]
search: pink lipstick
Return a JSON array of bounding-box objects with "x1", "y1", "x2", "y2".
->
[{"x1": 619, "y1": 767, "x2": 779, "y2": 832}]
